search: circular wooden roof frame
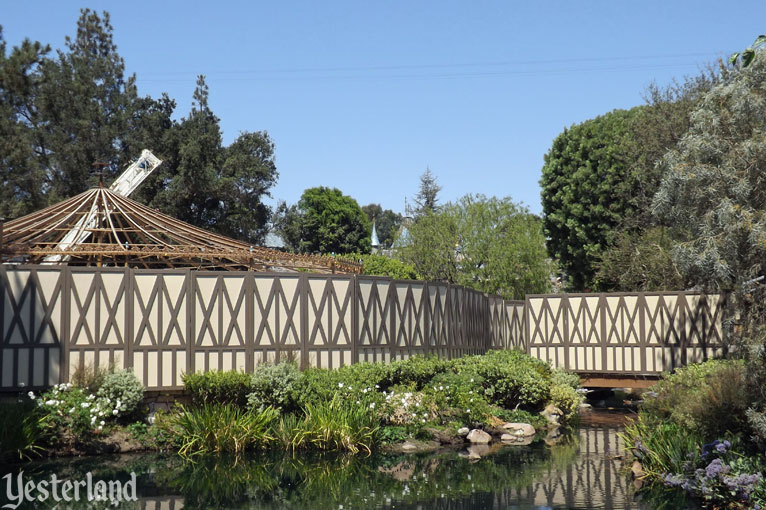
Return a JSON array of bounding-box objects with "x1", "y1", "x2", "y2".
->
[{"x1": 0, "y1": 186, "x2": 361, "y2": 274}]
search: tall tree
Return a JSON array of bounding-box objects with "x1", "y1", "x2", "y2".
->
[
  {"x1": 0, "y1": 28, "x2": 50, "y2": 218},
  {"x1": 413, "y1": 167, "x2": 442, "y2": 216},
  {"x1": 541, "y1": 109, "x2": 638, "y2": 290},
  {"x1": 273, "y1": 187, "x2": 371, "y2": 254}
]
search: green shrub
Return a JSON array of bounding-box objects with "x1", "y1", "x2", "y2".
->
[
  {"x1": 97, "y1": 369, "x2": 144, "y2": 418},
  {"x1": 183, "y1": 370, "x2": 252, "y2": 408},
  {"x1": 424, "y1": 371, "x2": 491, "y2": 425},
  {"x1": 247, "y1": 361, "x2": 301, "y2": 412},
  {"x1": 551, "y1": 369, "x2": 581, "y2": 390},
  {"x1": 386, "y1": 356, "x2": 449, "y2": 389},
  {"x1": 347, "y1": 253, "x2": 420, "y2": 280},
  {"x1": 450, "y1": 350, "x2": 551, "y2": 410},
  {"x1": 640, "y1": 359, "x2": 749, "y2": 440},
  {"x1": 491, "y1": 407, "x2": 548, "y2": 430},
  {"x1": 165, "y1": 404, "x2": 277, "y2": 457},
  {"x1": 549, "y1": 384, "x2": 584, "y2": 423}
]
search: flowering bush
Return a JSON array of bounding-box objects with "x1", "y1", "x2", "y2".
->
[
  {"x1": 97, "y1": 369, "x2": 144, "y2": 418},
  {"x1": 424, "y1": 372, "x2": 490, "y2": 425},
  {"x1": 378, "y1": 385, "x2": 436, "y2": 425},
  {"x1": 661, "y1": 439, "x2": 765, "y2": 508},
  {"x1": 29, "y1": 383, "x2": 129, "y2": 443}
]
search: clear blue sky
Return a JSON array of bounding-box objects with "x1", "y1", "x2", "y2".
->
[{"x1": 2, "y1": 1, "x2": 764, "y2": 216}]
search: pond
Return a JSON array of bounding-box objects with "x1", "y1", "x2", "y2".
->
[{"x1": 1, "y1": 411, "x2": 694, "y2": 510}]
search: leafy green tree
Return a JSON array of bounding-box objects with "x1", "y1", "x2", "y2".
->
[
  {"x1": 346, "y1": 253, "x2": 419, "y2": 280},
  {"x1": 594, "y1": 71, "x2": 717, "y2": 290},
  {"x1": 595, "y1": 227, "x2": 684, "y2": 291},
  {"x1": 361, "y1": 204, "x2": 402, "y2": 248},
  {"x1": 273, "y1": 187, "x2": 371, "y2": 254},
  {"x1": 730, "y1": 34, "x2": 766, "y2": 68},
  {"x1": 400, "y1": 195, "x2": 552, "y2": 299},
  {"x1": 398, "y1": 210, "x2": 459, "y2": 283},
  {"x1": 541, "y1": 109, "x2": 638, "y2": 290}
]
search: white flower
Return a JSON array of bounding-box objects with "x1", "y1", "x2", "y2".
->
[
  {"x1": 45, "y1": 399, "x2": 57, "y2": 406},
  {"x1": 466, "y1": 409, "x2": 471, "y2": 413},
  {"x1": 369, "y1": 403, "x2": 375, "y2": 409},
  {"x1": 19, "y1": 382, "x2": 25, "y2": 388},
  {"x1": 375, "y1": 384, "x2": 379, "y2": 388},
  {"x1": 338, "y1": 383, "x2": 344, "y2": 388},
  {"x1": 356, "y1": 400, "x2": 360, "y2": 405},
  {"x1": 81, "y1": 402, "x2": 91, "y2": 408},
  {"x1": 422, "y1": 419, "x2": 426, "y2": 423},
  {"x1": 470, "y1": 378, "x2": 474, "y2": 383},
  {"x1": 97, "y1": 426, "x2": 103, "y2": 431},
  {"x1": 27, "y1": 391, "x2": 35, "y2": 399},
  {"x1": 470, "y1": 398, "x2": 473, "y2": 402},
  {"x1": 69, "y1": 407, "x2": 75, "y2": 413},
  {"x1": 100, "y1": 420, "x2": 105, "y2": 426},
  {"x1": 112, "y1": 409, "x2": 119, "y2": 415},
  {"x1": 439, "y1": 386, "x2": 443, "y2": 390}
]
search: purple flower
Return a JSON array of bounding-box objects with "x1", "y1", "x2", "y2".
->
[
  {"x1": 663, "y1": 473, "x2": 685, "y2": 488},
  {"x1": 704, "y1": 459, "x2": 729, "y2": 480}
]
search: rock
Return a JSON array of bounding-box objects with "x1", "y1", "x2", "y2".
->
[
  {"x1": 579, "y1": 403, "x2": 592, "y2": 411},
  {"x1": 500, "y1": 433, "x2": 515, "y2": 442},
  {"x1": 426, "y1": 427, "x2": 462, "y2": 445},
  {"x1": 466, "y1": 429, "x2": 492, "y2": 444},
  {"x1": 467, "y1": 444, "x2": 490, "y2": 458},
  {"x1": 540, "y1": 404, "x2": 564, "y2": 426},
  {"x1": 401, "y1": 441, "x2": 418, "y2": 451},
  {"x1": 502, "y1": 422, "x2": 536, "y2": 437},
  {"x1": 467, "y1": 451, "x2": 481, "y2": 461},
  {"x1": 631, "y1": 460, "x2": 646, "y2": 479},
  {"x1": 457, "y1": 427, "x2": 470, "y2": 437}
]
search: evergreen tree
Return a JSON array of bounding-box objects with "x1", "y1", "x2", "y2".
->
[{"x1": 413, "y1": 167, "x2": 442, "y2": 216}]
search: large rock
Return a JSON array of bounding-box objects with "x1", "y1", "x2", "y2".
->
[
  {"x1": 466, "y1": 429, "x2": 492, "y2": 444},
  {"x1": 540, "y1": 404, "x2": 564, "y2": 426},
  {"x1": 426, "y1": 427, "x2": 462, "y2": 445},
  {"x1": 457, "y1": 427, "x2": 470, "y2": 437},
  {"x1": 502, "y1": 422, "x2": 536, "y2": 437}
]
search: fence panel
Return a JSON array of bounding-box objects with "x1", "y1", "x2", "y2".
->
[{"x1": 0, "y1": 266, "x2": 63, "y2": 389}]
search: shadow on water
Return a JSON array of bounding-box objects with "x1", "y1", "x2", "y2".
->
[{"x1": 1, "y1": 417, "x2": 697, "y2": 509}]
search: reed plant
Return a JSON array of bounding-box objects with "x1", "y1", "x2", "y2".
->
[
  {"x1": 621, "y1": 415, "x2": 702, "y2": 477},
  {"x1": 167, "y1": 403, "x2": 278, "y2": 458},
  {"x1": 295, "y1": 396, "x2": 380, "y2": 454},
  {"x1": 0, "y1": 402, "x2": 46, "y2": 463}
]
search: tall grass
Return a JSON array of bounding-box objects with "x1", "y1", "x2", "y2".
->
[
  {"x1": 621, "y1": 416, "x2": 702, "y2": 477},
  {"x1": 166, "y1": 404, "x2": 277, "y2": 458},
  {"x1": 281, "y1": 396, "x2": 379, "y2": 454}
]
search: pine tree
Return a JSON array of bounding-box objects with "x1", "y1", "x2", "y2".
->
[{"x1": 413, "y1": 167, "x2": 442, "y2": 216}]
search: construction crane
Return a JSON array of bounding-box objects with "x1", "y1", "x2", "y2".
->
[{"x1": 43, "y1": 150, "x2": 163, "y2": 263}]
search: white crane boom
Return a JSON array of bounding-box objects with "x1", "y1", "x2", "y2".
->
[{"x1": 43, "y1": 150, "x2": 163, "y2": 263}]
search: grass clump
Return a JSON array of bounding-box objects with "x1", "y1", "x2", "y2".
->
[{"x1": 164, "y1": 404, "x2": 277, "y2": 458}]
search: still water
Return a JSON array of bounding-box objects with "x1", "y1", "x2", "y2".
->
[{"x1": 1, "y1": 412, "x2": 693, "y2": 510}]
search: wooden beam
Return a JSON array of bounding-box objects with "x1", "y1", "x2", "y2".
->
[{"x1": 580, "y1": 375, "x2": 659, "y2": 389}]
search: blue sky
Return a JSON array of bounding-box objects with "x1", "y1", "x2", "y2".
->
[{"x1": 2, "y1": 1, "x2": 764, "y2": 216}]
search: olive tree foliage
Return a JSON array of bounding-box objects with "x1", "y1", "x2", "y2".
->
[
  {"x1": 399, "y1": 195, "x2": 552, "y2": 299},
  {"x1": 651, "y1": 54, "x2": 766, "y2": 446},
  {"x1": 652, "y1": 59, "x2": 766, "y2": 292}
]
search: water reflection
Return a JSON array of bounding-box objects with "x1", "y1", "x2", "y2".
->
[{"x1": 1, "y1": 421, "x2": 685, "y2": 510}]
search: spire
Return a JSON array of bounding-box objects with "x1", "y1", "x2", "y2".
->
[{"x1": 371, "y1": 219, "x2": 380, "y2": 249}]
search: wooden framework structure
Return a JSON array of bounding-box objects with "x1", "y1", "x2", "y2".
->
[{"x1": 0, "y1": 186, "x2": 360, "y2": 274}]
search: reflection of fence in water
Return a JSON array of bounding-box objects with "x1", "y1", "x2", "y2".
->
[{"x1": 135, "y1": 426, "x2": 635, "y2": 510}]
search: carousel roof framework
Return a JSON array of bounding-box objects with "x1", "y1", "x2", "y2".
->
[{"x1": 0, "y1": 186, "x2": 361, "y2": 274}]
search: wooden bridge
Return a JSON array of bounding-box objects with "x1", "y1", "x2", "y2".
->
[{"x1": 0, "y1": 266, "x2": 726, "y2": 392}]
